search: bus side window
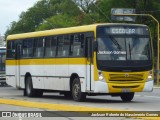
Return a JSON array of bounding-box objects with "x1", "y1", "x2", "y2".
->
[
  {"x1": 23, "y1": 40, "x2": 27, "y2": 58},
  {"x1": 34, "y1": 38, "x2": 44, "y2": 58},
  {"x1": 57, "y1": 35, "x2": 69, "y2": 57},
  {"x1": 7, "y1": 41, "x2": 15, "y2": 59},
  {"x1": 70, "y1": 33, "x2": 84, "y2": 57},
  {"x1": 45, "y1": 37, "x2": 56, "y2": 57},
  {"x1": 22, "y1": 39, "x2": 34, "y2": 58}
]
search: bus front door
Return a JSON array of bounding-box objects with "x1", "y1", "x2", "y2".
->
[
  {"x1": 86, "y1": 35, "x2": 94, "y2": 92},
  {"x1": 15, "y1": 44, "x2": 22, "y2": 88}
]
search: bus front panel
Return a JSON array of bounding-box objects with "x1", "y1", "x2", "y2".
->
[{"x1": 94, "y1": 25, "x2": 153, "y2": 93}]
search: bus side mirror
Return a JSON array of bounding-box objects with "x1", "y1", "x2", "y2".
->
[{"x1": 93, "y1": 41, "x2": 98, "y2": 51}]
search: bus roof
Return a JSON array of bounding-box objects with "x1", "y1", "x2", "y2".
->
[{"x1": 7, "y1": 23, "x2": 147, "y2": 40}]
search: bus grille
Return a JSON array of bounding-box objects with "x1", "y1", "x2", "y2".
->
[
  {"x1": 108, "y1": 73, "x2": 144, "y2": 82},
  {"x1": 112, "y1": 85, "x2": 139, "y2": 88}
]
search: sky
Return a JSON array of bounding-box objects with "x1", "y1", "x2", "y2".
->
[{"x1": 0, "y1": 0, "x2": 38, "y2": 36}]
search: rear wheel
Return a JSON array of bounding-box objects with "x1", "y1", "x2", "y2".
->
[
  {"x1": 120, "y1": 92, "x2": 134, "y2": 102},
  {"x1": 25, "y1": 76, "x2": 43, "y2": 97},
  {"x1": 72, "y1": 78, "x2": 86, "y2": 101}
]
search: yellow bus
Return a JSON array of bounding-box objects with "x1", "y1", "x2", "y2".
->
[{"x1": 6, "y1": 23, "x2": 153, "y2": 102}]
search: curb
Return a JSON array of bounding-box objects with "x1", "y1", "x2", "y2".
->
[
  {"x1": 154, "y1": 87, "x2": 160, "y2": 89},
  {"x1": 0, "y1": 98, "x2": 117, "y2": 111}
]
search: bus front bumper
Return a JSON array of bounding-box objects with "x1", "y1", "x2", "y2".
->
[{"x1": 94, "y1": 80, "x2": 153, "y2": 93}]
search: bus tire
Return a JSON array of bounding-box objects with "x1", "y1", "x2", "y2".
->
[
  {"x1": 23, "y1": 89, "x2": 27, "y2": 96},
  {"x1": 25, "y1": 76, "x2": 36, "y2": 97},
  {"x1": 120, "y1": 92, "x2": 134, "y2": 102},
  {"x1": 72, "y1": 78, "x2": 86, "y2": 102},
  {"x1": 35, "y1": 89, "x2": 43, "y2": 97}
]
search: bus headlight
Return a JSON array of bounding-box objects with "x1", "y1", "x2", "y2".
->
[
  {"x1": 98, "y1": 71, "x2": 105, "y2": 81},
  {"x1": 99, "y1": 74, "x2": 104, "y2": 80},
  {"x1": 147, "y1": 70, "x2": 152, "y2": 80}
]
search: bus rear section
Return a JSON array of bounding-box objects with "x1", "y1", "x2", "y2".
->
[{"x1": 0, "y1": 47, "x2": 6, "y2": 86}]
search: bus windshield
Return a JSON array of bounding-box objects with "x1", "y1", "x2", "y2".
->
[
  {"x1": 97, "y1": 36, "x2": 151, "y2": 61},
  {"x1": 96, "y1": 25, "x2": 152, "y2": 72}
]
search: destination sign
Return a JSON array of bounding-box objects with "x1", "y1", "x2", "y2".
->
[
  {"x1": 111, "y1": 28, "x2": 136, "y2": 34},
  {"x1": 97, "y1": 26, "x2": 150, "y2": 36}
]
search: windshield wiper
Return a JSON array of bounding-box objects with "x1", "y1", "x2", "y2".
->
[
  {"x1": 109, "y1": 36, "x2": 122, "y2": 50},
  {"x1": 128, "y1": 43, "x2": 132, "y2": 60}
]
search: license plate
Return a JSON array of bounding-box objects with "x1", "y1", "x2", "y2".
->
[{"x1": 122, "y1": 88, "x2": 131, "y2": 93}]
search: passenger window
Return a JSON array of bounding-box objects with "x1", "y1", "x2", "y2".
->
[
  {"x1": 57, "y1": 35, "x2": 70, "y2": 57},
  {"x1": 22, "y1": 39, "x2": 34, "y2": 58},
  {"x1": 70, "y1": 33, "x2": 85, "y2": 57},
  {"x1": 45, "y1": 37, "x2": 56, "y2": 57},
  {"x1": 7, "y1": 41, "x2": 15, "y2": 59},
  {"x1": 34, "y1": 38, "x2": 44, "y2": 58}
]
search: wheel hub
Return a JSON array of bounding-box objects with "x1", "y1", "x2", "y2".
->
[{"x1": 74, "y1": 84, "x2": 80, "y2": 97}]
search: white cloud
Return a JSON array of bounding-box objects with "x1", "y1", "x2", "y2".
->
[{"x1": 0, "y1": 0, "x2": 38, "y2": 36}]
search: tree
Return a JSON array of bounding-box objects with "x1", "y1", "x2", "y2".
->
[
  {"x1": 5, "y1": 0, "x2": 160, "y2": 38},
  {"x1": 37, "y1": 14, "x2": 79, "y2": 31},
  {"x1": 5, "y1": 0, "x2": 82, "y2": 35},
  {"x1": 73, "y1": 0, "x2": 96, "y2": 13}
]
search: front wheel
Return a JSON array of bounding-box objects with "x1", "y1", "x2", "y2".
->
[
  {"x1": 25, "y1": 76, "x2": 36, "y2": 97},
  {"x1": 72, "y1": 78, "x2": 86, "y2": 102},
  {"x1": 63, "y1": 92, "x2": 72, "y2": 98},
  {"x1": 120, "y1": 92, "x2": 134, "y2": 102}
]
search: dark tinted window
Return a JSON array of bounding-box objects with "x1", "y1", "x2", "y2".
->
[
  {"x1": 7, "y1": 41, "x2": 15, "y2": 59},
  {"x1": 70, "y1": 33, "x2": 85, "y2": 57},
  {"x1": 57, "y1": 35, "x2": 70, "y2": 57},
  {"x1": 33, "y1": 38, "x2": 44, "y2": 58},
  {"x1": 22, "y1": 39, "x2": 34, "y2": 58},
  {"x1": 45, "y1": 37, "x2": 57, "y2": 57}
]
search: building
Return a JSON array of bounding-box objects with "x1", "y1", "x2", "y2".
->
[{"x1": 0, "y1": 34, "x2": 5, "y2": 47}]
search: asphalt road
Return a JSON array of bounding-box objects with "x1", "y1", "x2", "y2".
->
[
  {"x1": 0, "y1": 86, "x2": 160, "y2": 120},
  {"x1": 0, "y1": 86, "x2": 160, "y2": 111}
]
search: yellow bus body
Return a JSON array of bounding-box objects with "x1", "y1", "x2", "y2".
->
[{"x1": 6, "y1": 23, "x2": 153, "y2": 101}]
